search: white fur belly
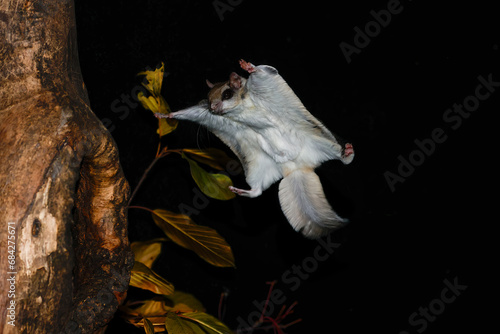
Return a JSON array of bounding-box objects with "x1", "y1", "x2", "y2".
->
[{"x1": 244, "y1": 149, "x2": 283, "y2": 190}]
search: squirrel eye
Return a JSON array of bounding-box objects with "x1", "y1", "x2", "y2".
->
[{"x1": 221, "y1": 89, "x2": 234, "y2": 101}]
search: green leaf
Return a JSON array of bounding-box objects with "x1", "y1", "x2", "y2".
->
[
  {"x1": 182, "y1": 148, "x2": 240, "y2": 172},
  {"x1": 179, "y1": 312, "x2": 233, "y2": 334},
  {"x1": 182, "y1": 153, "x2": 235, "y2": 200},
  {"x1": 143, "y1": 318, "x2": 155, "y2": 334},
  {"x1": 130, "y1": 261, "x2": 175, "y2": 295},
  {"x1": 165, "y1": 312, "x2": 205, "y2": 334},
  {"x1": 152, "y1": 209, "x2": 235, "y2": 268}
]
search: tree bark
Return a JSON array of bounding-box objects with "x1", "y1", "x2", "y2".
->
[{"x1": 0, "y1": 0, "x2": 134, "y2": 333}]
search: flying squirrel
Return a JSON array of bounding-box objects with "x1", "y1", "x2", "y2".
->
[{"x1": 156, "y1": 60, "x2": 354, "y2": 238}]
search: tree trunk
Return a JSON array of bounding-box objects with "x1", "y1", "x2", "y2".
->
[{"x1": 0, "y1": 0, "x2": 134, "y2": 333}]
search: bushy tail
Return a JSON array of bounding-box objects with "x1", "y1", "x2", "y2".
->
[{"x1": 278, "y1": 169, "x2": 347, "y2": 239}]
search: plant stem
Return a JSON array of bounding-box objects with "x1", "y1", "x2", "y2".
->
[
  {"x1": 218, "y1": 291, "x2": 228, "y2": 320},
  {"x1": 127, "y1": 205, "x2": 155, "y2": 214},
  {"x1": 128, "y1": 155, "x2": 163, "y2": 206},
  {"x1": 156, "y1": 140, "x2": 162, "y2": 158},
  {"x1": 127, "y1": 146, "x2": 184, "y2": 207}
]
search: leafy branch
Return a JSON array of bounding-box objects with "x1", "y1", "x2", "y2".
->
[{"x1": 121, "y1": 62, "x2": 236, "y2": 333}]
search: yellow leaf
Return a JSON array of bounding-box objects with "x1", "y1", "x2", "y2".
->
[
  {"x1": 182, "y1": 148, "x2": 240, "y2": 171},
  {"x1": 148, "y1": 96, "x2": 159, "y2": 110},
  {"x1": 130, "y1": 261, "x2": 175, "y2": 295},
  {"x1": 158, "y1": 118, "x2": 178, "y2": 137},
  {"x1": 158, "y1": 95, "x2": 172, "y2": 114},
  {"x1": 165, "y1": 312, "x2": 204, "y2": 334},
  {"x1": 182, "y1": 153, "x2": 235, "y2": 200},
  {"x1": 120, "y1": 306, "x2": 168, "y2": 332},
  {"x1": 151, "y1": 209, "x2": 235, "y2": 268},
  {"x1": 131, "y1": 239, "x2": 167, "y2": 269},
  {"x1": 179, "y1": 312, "x2": 232, "y2": 334},
  {"x1": 138, "y1": 63, "x2": 165, "y2": 97},
  {"x1": 169, "y1": 291, "x2": 206, "y2": 313},
  {"x1": 133, "y1": 296, "x2": 172, "y2": 316},
  {"x1": 137, "y1": 63, "x2": 178, "y2": 137},
  {"x1": 143, "y1": 318, "x2": 155, "y2": 334},
  {"x1": 137, "y1": 91, "x2": 158, "y2": 113},
  {"x1": 124, "y1": 291, "x2": 205, "y2": 318},
  {"x1": 156, "y1": 97, "x2": 177, "y2": 136}
]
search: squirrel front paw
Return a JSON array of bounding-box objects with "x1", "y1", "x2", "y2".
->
[{"x1": 155, "y1": 112, "x2": 173, "y2": 119}]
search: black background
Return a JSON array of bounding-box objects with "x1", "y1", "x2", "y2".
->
[{"x1": 75, "y1": 0, "x2": 496, "y2": 333}]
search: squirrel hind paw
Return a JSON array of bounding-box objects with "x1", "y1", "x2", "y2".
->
[
  {"x1": 229, "y1": 186, "x2": 262, "y2": 198},
  {"x1": 343, "y1": 143, "x2": 354, "y2": 157},
  {"x1": 239, "y1": 59, "x2": 256, "y2": 73},
  {"x1": 340, "y1": 143, "x2": 354, "y2": 164}
]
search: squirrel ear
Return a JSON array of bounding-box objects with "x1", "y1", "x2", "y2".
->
[
  {"x1": 206, "y1": 79, "x2": 214, "y2": 88},
  {"x1": 229, "y1": 72, "x2": 242, "y2": 90}
]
